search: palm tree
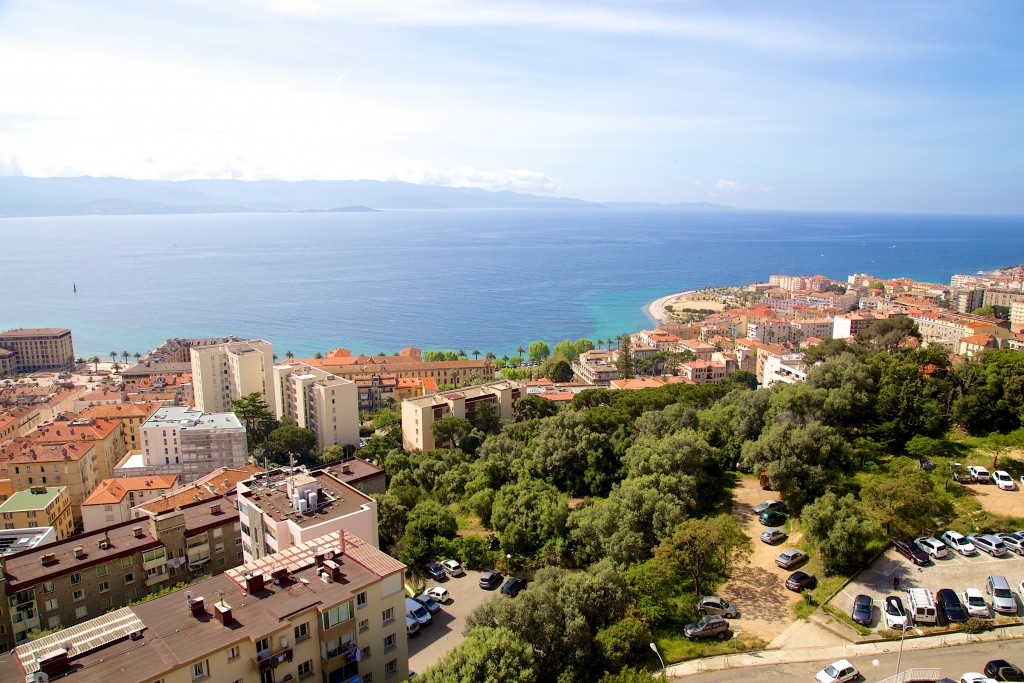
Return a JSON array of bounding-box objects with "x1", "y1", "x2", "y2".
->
[
  {"x1": 485, "y1": 352, "x2": 496, "y2": 360},
  {"x1": 458, "y1": 349, "x2": 467, "y2": 358},
  {"x1": 122, "y1": 350, "x2": 130, "y2": 363},
  {"x1": 285, "y1": 350, "x2": 294, "y2": 360},
  {"x1": 501, "y1": 355, "x2": 509, "y2": 367},
  {"x1": 472, "y1": 349, "x2": 480, "y2": 360},
  {"x1": 109, "y1": 351, "x2": 117, "y2": 363},
  {"x1": 517, "y1": 346, "x2": 525, "y2": 358},
  {"x1": 134, "y1": 352, "x2": 142, "y2": 362},
  {"x1": 314, "y1": 352, "x2": 323, "y2": 359},
  {"x1": 91, "y1": 356, "x2": 100, "y2": 373}
]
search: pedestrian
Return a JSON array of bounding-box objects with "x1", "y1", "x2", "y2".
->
[{"x1": 893, "y1": 575, "x2": 900, "y2": 589}]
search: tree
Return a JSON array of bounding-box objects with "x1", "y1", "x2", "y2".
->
[
  {"x1": 594, "y1": 616, "x2": 653, "y2": 673},
  {"x1": 431, "y1": 416, "x2": 472, "y2": 451},
  {"x1": 472, "y1": 349, "x2": 481, "y2": 360},
  {"x1": 971, "y1": 305, "x2": 996, "y2": 318},
  {"x1": 405, "y1": 499, "x2": 458, "y2": 543},
  {"x1": 90, "y1": 356, "x2": 100, "y2": 373},
  {"x1": 267, "y1": 419, "x2": 316, "y2": 463},
  {"x1": 801, "y1": 491, "x2": 877, "y2": 575},
  {"x1": 318, "y1": 444, "x2": 346, "y2": 464},
  {"x1": 548, "y1": 359, "x2": 573, "y2": 383},
  {"x1": 614, "y1": 334, "x2": 634, "y2": 379},
  {"x1": 420, "y1": 626, "x2": 536, "y2": 683},
  {"x1": 514, "y1": 394, "x2": 559, "y2": 422},
  {"x1": 856, "y1": 316, "x2": 921, "y2": 354},
  {"x1": 653, "y1": 515, "x2": 750, "y2": 595},
  {"x1": 122, "y1": 350, "x2": 130, "y2": 363},
  {"x1": 314, "y1": 351, "x2": 323, "y2": 359},
  {"x1": 528, "y1": 340, "x2": 551, "y2": 363},
  {"x1": 552, "y1": 339, "x2": 576, "y2": 361},
  {"x1": 860, "y1": 463, "x2": 945, "y2": 538},
  {"x1": 517, "y1": 345, "x2": 526, "y2": 359},
  {"x1": 133, "y1": 352, "x2": 141, "y2": 362},
  {"x1": 109, "y1": 351, "x2": 117, "y2": 362},
  {"x1": 231, "y1": 392, "x2": 277, "y2": 448},
  {"x1": 574, "y1": 338, "x2": 596, "y2": 357},
  {"x1": 285, "y1": 350, "x2": 295, "y2": 359}
]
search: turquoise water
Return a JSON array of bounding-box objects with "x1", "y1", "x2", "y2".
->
[{"x1": 1, "y1": 209, "x2": 1021, "y2": 358}]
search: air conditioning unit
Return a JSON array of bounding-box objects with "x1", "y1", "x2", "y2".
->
[
  {"x1": 98, "y1": 539, "x2": 110, "y2": 550},
  {"x1": 128, "y1": 630, "x2": 144, "y2": 641}
]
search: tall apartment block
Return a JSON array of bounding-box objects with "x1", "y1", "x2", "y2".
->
[
  {"x1": 273, "y1": 361, "x2": 360, "y2": 450},
  {"x1": 191, "y1": 338, "x2": 277, "y2": 414},
  {"x1": 0, "y1": 328, "x2": 74, "y2": 373}
]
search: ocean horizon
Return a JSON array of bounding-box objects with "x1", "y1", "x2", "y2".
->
[{"x1": 1, "y1": 208, "x2": 1022, "y2": 360}]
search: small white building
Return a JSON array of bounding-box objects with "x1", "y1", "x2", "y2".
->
[{"x1": 80, "y1": 475, "x2": 179, "y2": 531}]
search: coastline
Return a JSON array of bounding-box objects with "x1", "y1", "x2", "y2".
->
[{"x1": 645, "y1": 290, "x2": 697, "y2": 324}]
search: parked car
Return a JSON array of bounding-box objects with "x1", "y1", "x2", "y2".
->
[
  {"x1": 963, "y1": 588, "x2": 990, "y2": 618},
  {"x1": 785, "y1": 570, "x2": 816, "y2": 592},
  {"x1": 697, "y1": 595, "x2": 739, "y2": 618},
  {"x1": 936, "y1": 588, "x2": 968, "y2": 623},
  {"x1": 884, "y1": 595, "x2": 908, "y2": 628},
  {"x1": 405, "y1": 597, "x2": 432, "y2": 626},
  {"x1": 851, "y1": 594, "x2": 873, "y2": 626},
  {"x1": 775, "y1": 549, "x2": 808, "y2": 569},
  {"x1": 998, "y1": 532, "x2": 1024, "y2": 555},
  {"x1": 940, "y1": 530, "x2": 978, "y2": 556},
  {"x1": 413, "y1": 594, "x2": 441, "y2": 614},
  {"x1": 425, "y1": 586, "x2": 450, "y2": 603},
  {"x1": 918, "y1": 457, "x2": 936, "y2": 471},
  {"x1": 987, "y1": 575, "x2": 1016, "y2": 614},
  {"x1": 759, "y1": 509, "x2": 786, "y2": 526},
  {"x1": 479, "y1": 571, "x2": 502, "y2": 589},
  {"x1": 683, "y1": 615, "x2": 731, "y2": 641},
  {"x1": 760, "y1": 528, "x2": 787, "y2": 544},
  {"x1": 915, "y1": 536, "x2": 949, "y2": 559},
  {"x1": 440, "y1": 559, "x2": 464, "y2": 576},
  {"x1": 423, "y1": 563, "x2": 447, "y2": 581},
  {"x1": 983, "y1": 659, "x2": 1024, "y2": 681},
  {"x1": 968, "y1": 533, "x2": 1008, "y2": 557},
  {"x1": 892, "y1": 538, "x2": 930, "y2": 565},
  {"x1": 406, "y1": 615, "x2": 420, "y2": 637},
  {"x1": 993, "y1": 470, "x2": 1016, "y2": 491},
  {"x1": 968, "y1": 465, "x2": 992, "y2": 483},
  {"x1": 752, "y1": 500, "x2": 787, "y2": 514},
  {"x1": 952, "y1": 462, "x2": 973, "y2": 483},
  {"x1": 501, "y1": 576, "x2": 527, "y2": 597},
  {"x1": 815, "y1": 659, "x2": 859, "y2": 683},
  {"x1": 961, "y1": 674, "x2": 1000, "y2": 683}
]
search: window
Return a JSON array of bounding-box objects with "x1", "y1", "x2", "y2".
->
[
  {"x1": 96, "y1": 564, "x2": 107, "y2": 576},
  {"x1": 383, "y1": 633, "x2": 395, "y2": 651},
  {"x1": 385, "y1": 659, "x2": 397, "y2": 678},
  {"x1": 213, "y1": 527, "x2": 223, "y2": 539},
  {"x1": 48, "y1": 616, "x2": 60, "y2": 629},
  {"x1": 381, "y1": 607, "x2": 394, "y2": 624},
  {"x1": 215, "y1": 543, "x2": 224, "y2": 554},
  {"x1": 75, "y1": 606, "x2": 88, "y2": 619},
  {"x1": 126, "y1": 589, "x2": 136, "y2": 600},
  {"x1": 321, "y1": 601, "x2": 355, "y2": 630},
  {"x1": 124, "y1": 572, "x2": 135, "y2": 584},
  {"x1": 122, "y1": 557, "x2": 134, "y2": 568},
  {"x1": 217, "y1": 558, "x2": 226, "y2": 568},
  {"x1": 101, "y1": 597, "x2": 112, "y2": 609},
  {"x1": 297, "y1": 661, "x2": 312, "y2": 679},
  {"x1": 294, "y1": 622, "x2": 309, "y2": 642},
  {"x1": 26, "y1": 510, "x2": 35, "y2": 518},
  {"x1": 192, "y1": 660, "x2": 208, "y2": 680},
  {"x1": 70, "y1": 572, "x2": 81, "y2": 585},
  {"x1": 256, "y1": 637, "x2": 270, "y2": 656},
  {"x1": 364, "y1": 675, "x2": 372, "y2": 683},
  {"x1": 73, "y1": 590, "x2": 84, "y2": 602},
  {"x1": 227, "y1": 646, "x2": 240, "y2": 660},
  {"x1": 360, "y1": 646, "x2": 371, "y2": 659},
  {"x1": 45, "y1": 599, "x2": 58, "y2": 612},
  {"x1": 104, "y1": 505, "x2": 113, "y2": 512},
  {"x1": 358, "y1": 618, "x2": 368, "y2": 632},
  {"x1": 99, "y1": 581, "x2": 110, "y2": 593},
  {"x1": 356, "y1": 591, "x2": 367, "y2": 608},
  {"x1": 42, "y1": 581, "x2": 55, "y2": 594}
]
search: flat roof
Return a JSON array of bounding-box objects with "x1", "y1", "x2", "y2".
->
[
  {"x1": 242, "y1": 469, "x2": 373, "y2": 526},
  {"x1": 0, "y1": 486, "x2": 65, "y2": 512},
  {"x1": 0, "y1": 328, "x2": 71, "y2": 338},
  {"x1": 143, "y1": 406, "x2": 242, "y2": 430}
]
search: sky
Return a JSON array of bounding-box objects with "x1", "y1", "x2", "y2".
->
[{"x1": 1, "y1": 0, "x2": 1022, "y2": 213}]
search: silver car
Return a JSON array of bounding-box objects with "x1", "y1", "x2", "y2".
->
[
  {"x1": 997, "y1": 532, "x2": 1024, "y2": 555},
  {"x1": 968, "y1": 533, "x2": 1008, "y2": 557},
  {"x1": 915, "y1": 536, "x2": 948, "y2": 559}
]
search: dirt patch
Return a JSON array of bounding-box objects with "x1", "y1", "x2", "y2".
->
[
  {"x1": 668, "y1": 294, "x2": 726, "y2": 312},
  {"x1": 960, "y1": 480, "x2": 1024, "y2": 519},
  {"x1": 715, "y1": 478, "x2": 802, "y2": 642}
]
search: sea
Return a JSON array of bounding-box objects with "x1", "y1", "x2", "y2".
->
[{"x1": 1, "y1": 209, "x2": 1022, "y2": 360}]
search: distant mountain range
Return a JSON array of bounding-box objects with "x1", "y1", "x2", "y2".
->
[{"x1": 0, "y1": 176, "x2": 733, "y2": 216}]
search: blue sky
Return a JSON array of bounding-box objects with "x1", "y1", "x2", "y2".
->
[{"x1": 1, "y1": 0, "x2": 1022, "y2": 213}]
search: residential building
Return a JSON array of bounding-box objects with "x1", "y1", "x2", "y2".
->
[
  {"x1": 0, "y1": 497, "x2": 244, "y2": 649},
  {"x1": 983, "y1": 288, "x2": 1024, "y2": 309},
  {"x1": 72, "y1": 389, "x2": 123, "y2": 413},
  {"x1": 0, "y1": 530, "x2": 409, "y2": 683},
  {"x1": 792, "y1": 318, "x2": 835, "y2": 341},
  {"x1": 746, "y1": 320, "x2": 793, "y2": 345},
  {"x1": 80, "y1": 475, "x2": 179, "y2": 532},
  {"x1": 678, "y1": 360, "x2": 728, "y2": 385},
  {"x1": 571, "y1": 350, "x2": 620, "y2": 385},
  {"x1": 0, "y1": 486, "x2": 74, "y2": 540},
  {"x1": 0, "y1": 441, "x2": 103, "y2": 525},
  {"x1": 132, "y1": 463, "x2": 264, "y2": 518},
  {"x1": 832, "y1": 312, "x2": 877, "y2": 339},
  {"x1": 30, "y1": 416, "x2": 127, "y2": 485},
  {"x1": 318, "y1": 457, "x2": 387, "y2": 497},
  {"x1": 0, "y1": 527, "x2": 56, "y2": 557},
  {"x1": 191, "y1": 338, "x2": 277, "y2": 414},
  {"x1": 952, "y1": 288, "x2": 985, "y2": 314},
  {"x1": 0, "y1": 348, "x2": 15, "y2": 376},
  {"x1": 274, "y1": 361, "x2": 360, "y2": 450},
  {"x1": 676, "y1": 338, "x2": 716, "y2": 360},
  {"x1": 318, "y1": 348, "x2": 496, "y2": 387},
  {"x1": 237, "y1": 465, "x2": 380, "y2": 561},
  {"x1": 958, "y1": 333, "x2": 1000, "y2": 358},
  {"x1": 76, "y1": 402, "x2": 162, "y2": 453},
  {"x1": 0, "y1": 328, "x2": 75, "y2": 373},
  {"x1": 119, "y1": 406, "x2": 247, "y2": 483},
  {"x1": 912, "y1": 312, "x2": 1008, "y2": 348},
  {"x1": 763, "y1": 353, "x2": 810, "y2": 387},
  {"x1": 1012, "y1": 300, "x2": 1024, "y2": 333},
  {"x1": 401, "y1": 380, "x2": 525, "y2": 452}
]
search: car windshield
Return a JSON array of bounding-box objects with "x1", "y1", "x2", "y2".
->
[
  {"x1": 823, "y1": 665, "x2": 839, "y2": 676},
  {"x1": 887, "y1": 602, "x2": 903, "y2": 614},
  {"x1": 968, "y1": 595, "x2": 985, "y2": 605},
  {"x1": 995, "y1": 588, "x2": 1012, "y2": 598},
  {"x1": 956, "y1": 538, "x2": 971, "y2": 546},
  {"x1": 695, "y1": 618, "x2": 708, "y2": 628}
]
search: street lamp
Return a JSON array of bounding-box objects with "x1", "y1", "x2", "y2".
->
[
  {"x1": 649, "y1": 642, "x2": 665, "y2": 671},
  {"x1": 895, "y1": 622, "x2": 923, "y2": 677}
]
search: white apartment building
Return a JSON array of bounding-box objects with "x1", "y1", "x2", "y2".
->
[
  {"x1": 401, "y1": 380, "x2": 525, "y2": 451},
  {"x1": 122, "y1": 406, "x2": 248, "y2": 482},
  {"x1": 273, "y1": 361, "x2": 360, "y2": 450},
  {"x1": 190, "y1": 338, "x2": 277, "y2": 414}
]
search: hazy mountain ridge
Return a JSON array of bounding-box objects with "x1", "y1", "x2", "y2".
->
[{"x1": 0, "y1": 176, "x2": 732, "y2": 216}]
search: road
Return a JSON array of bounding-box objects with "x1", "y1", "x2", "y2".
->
[{"x1": 677, "y1": 639, "x2": 1024, "y2": 681}]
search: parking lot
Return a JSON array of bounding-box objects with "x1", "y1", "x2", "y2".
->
[
  {"x1": 831, "y1": 541, "x2": 1024, "y2": 629},
  {"x1": 407, "y1": 568, "x2": 505, "y2": 673}
]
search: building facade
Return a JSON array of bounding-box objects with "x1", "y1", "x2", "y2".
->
[
  {"x1": 0, "y1": 328, "x2": 75, "y2": 373},
  {"x1": 190, "y1": 338, "x2": 277, "y2": 415},
  {"x1": 401, "y1": 380, "x2": 525, "y2": 451},
  {"x1": 80, "y1": 475, "x2": 179, "y2": 532},
  {"x1": 130, "y1": 406, "x2": 248, "y2": 482},
  {"x1": 0, "y1": 486, "x2": 74, "y2": 540},
  {"x1": 274, "y1": 361, "x2": 360, "y2": 450}
]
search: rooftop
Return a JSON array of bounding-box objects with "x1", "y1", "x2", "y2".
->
[
  {"x1": 143, "y1": 406, "x2": 242, "y2": 430},
  {"x1": 0, "y1": 486, "x2": 65, "y2": 512},
  {"x1": 82, "y1": 475, "x2": 179, "y2": 506},
  {"x1": 77, "y1": 402, "x2": 164, "y2": 421},
  {"x1": 0, "y1": 328, "x2": 71, "y2": 339},
  {"x1": 242, "y1": 468, "x2": 373, "y2": 525},
  {"x1": 0, "y1": 527, "x2": 55, "y2": 556},
  {"x1": 135, "y1": 463, "x2": 263, "y2": 515}
]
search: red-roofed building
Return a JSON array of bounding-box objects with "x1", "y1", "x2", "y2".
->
[{"x1": 81, "y1": 475, "x2": 179, "y2": 531}]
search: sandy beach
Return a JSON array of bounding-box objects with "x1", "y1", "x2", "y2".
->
[{"x1": 646, "y1": 289, "x2": 727, "y2": 324}]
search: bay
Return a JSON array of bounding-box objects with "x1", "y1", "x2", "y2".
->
[{"x1": 1, "y1": 209, "x2": 1021, "y2": 359}]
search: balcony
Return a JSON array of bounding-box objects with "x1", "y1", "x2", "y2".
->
[
  {"x1": 145, "y1": 569, "x2": 169, "y2": 587},
  {"x1": 254, "y1": 644, "x2": 294, "y2": 671}
]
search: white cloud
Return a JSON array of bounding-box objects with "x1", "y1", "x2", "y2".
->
[
  {"x1": 715, "y1": 178, "x2": 741, "y2": 191},
  {"x1": 393, "y1": 165, "x2": 562, "y2": 193}
]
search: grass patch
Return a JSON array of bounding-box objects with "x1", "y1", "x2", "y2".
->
[
  {"x1": 654, "y1": 629, "x2": 767, "y2": 664},
  {"x1": 822, "y1": 603, "x2": 872, "y2": 636}
]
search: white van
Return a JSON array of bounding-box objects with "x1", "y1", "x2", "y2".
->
[
  {"x1": 406, "y1": 597, "x2": 432, "y2": 626},
  {"x1": 405, "y1": 615, "x2": 420, "y2": 636},
  {"x1": 905, "y1": 587, "x2": 938, "y2": 625}
]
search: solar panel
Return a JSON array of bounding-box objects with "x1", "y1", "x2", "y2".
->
[{"x1": 16, "y1": 607, "x2": 146, "y2": 673}]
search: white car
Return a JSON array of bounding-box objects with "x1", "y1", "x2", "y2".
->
[
  {"x1": 960, "y1": 675, "x2": 998, "y2": 683},
  {"x1": 962, "y1": 588, "x2": 990, "y2": 618},
  {"x1": 915, "y1": 536, "x2": 948, "y2": 559},
  {"x1": 440, "y1": 559, "x2": 464, "y2": 576},
  {"x1": 425, "y1": 586, "x2": 450, "y2": 603},
  {"x1": 816, "y1": 659, "x2": 859, "y2": 683},
  {"x1": 413, "y1": 594, "x2": 441, "y2": 614},
  {"x1": 883, "y1": 595, "x2": 909, "y2": 628},
  {"x1": 993, "y1": 470, "x2": 1015, "y2": 490},
  {"x1": 968, "y1": 465, "x2": 991, "y2": 483},
  {"x1": 940, "y1": 530, "x2": 978, "y2": 556}
]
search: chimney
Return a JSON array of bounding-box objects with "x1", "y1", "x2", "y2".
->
[
  {"x1": 245, "y1": 572, "x2": 265, "y2": 594},
  {"x1": 132, "y1": 526, "x2": 144, "y2": 538},
  {"x1": 73, "y1": 546, "x2": 85, "y2": 559},
  {"x1": 214, "y1": 600, "x2": 233, "y2": 626},
  {"x1": 189, "y1": 595, "x2": 206, "y2": 618},
  {"x1": 209, "y1": 503, "x2": 221, "y2": 514}
]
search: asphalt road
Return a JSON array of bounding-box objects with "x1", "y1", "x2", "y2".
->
[{"x1": 677, "y1": 639, "x2": 1024, "y2": 682}]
